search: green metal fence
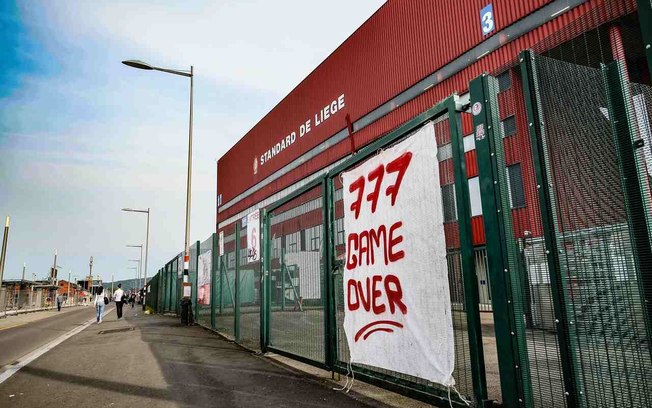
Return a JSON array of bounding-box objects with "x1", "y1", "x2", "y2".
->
[
  {"x1": 238, "y1": 220, "x2": 262, "y2": 350},
  {"x1": 266, "y1": 183, "x2": 327, "y2": 365},
  {"x1": 146, "y1": 48, "x2": 652, "y2": 408}
]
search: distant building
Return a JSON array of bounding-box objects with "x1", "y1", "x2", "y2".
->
[{"x1": 1, "y1": 279, "x2": 58, "y2": 309}]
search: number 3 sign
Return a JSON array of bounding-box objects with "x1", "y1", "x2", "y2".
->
[{"x1": 480, "y1": 3, "x2": 495, "y2": 36}]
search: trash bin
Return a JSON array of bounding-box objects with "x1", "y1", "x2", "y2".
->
[{"x1": 180, "y1": 298, "x2": 193, "y2": 326}]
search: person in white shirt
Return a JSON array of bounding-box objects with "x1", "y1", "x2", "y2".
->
[
  {"x1": 113, "y1": 284, "x2": 125, "y2": 319},
  {"x1": 94, "y1": 286, "x2": 106, "y2": 324}
]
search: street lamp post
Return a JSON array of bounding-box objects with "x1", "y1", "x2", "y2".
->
[
  {"x1": 129, "y1": 259, "x2": 140, "y2": 289},
  {"x1": 0, "y1": 216, "x2": 10, "y2": 288},
  {"x1": 121, "y1": 208, "x2": 150, "y2": 290},
  {"x1": 126, "y1": 244, "x2": 143, "y2": 291},
  {"x1": 121, "y1": 60, "x2": 193, "y2": 290},
  {"x1": 128, "y1": 267, "x2": 138, "y2": 298}
]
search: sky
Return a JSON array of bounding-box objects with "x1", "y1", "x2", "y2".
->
[{"x1": 0, "y1": 0, "x2": 385, "y2": 283}]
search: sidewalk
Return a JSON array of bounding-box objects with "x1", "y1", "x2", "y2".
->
[{"x1": 0, "y1": 306, "x2": 385, "y2": 407}]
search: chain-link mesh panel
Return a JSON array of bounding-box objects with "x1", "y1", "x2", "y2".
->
[
  {"x1": 216, "y1": 225, "x2": 236, "y2": 339},
  {"x1": 196, "y1": 235, "x2": 214, "y2": 328},
  {"x1": 475, "y1": 248, "x2": 493, "y2": 312},
  {"x1": 331, "y1": 114, "x2": 475, "y2": 401},
  {"x1": 164, "y1": 263, "x2": 171, "y2": 313},
  {"x1": 490, "y1": 65, "x2": 569, "y2": 407},
  {"x1": 238, "y1": 221, "x2": 262, "y2": 350},
  {"x1": 631, "y1": 82, "x2": 652, "y2": 219},
  {"x1": 534, "y1": 54, "x2": 652, "y2": 407},
  {"x1": 171, "y1": 256, "x2": 179, "y2": 314},
  {"x1": 146, "y1": 273, "x2": 159, "y2": 311},
  {"x1": 269, "y1": 185, "x2": 326, "y2": 363}
]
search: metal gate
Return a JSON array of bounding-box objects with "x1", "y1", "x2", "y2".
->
[
  {"x1": 261, "y1": 95, "x2": 489, "y2": 406},
  {"x1": 470, "y1": 50, "x2": 652, "y2": 407}
]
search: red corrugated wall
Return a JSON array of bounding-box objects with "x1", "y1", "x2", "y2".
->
[
  {"x1": 217, "y1": 0, "x2": 637, "y2": 240},
  {"x1": 218, "y1": 0, "x2": 555, "y2": 203}
]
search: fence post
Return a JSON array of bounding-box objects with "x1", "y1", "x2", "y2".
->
[
  {"x1": 156, "y1": 269, "x2": 160, "y2": 313},
  {"x1": 602, "y1": 59, "x2": 652, "y2": 354},
  {"x1": 470, "y1": 73, "x2": 534, "y2": 408},
  {"x1": 281, "y1": 247, "x2": 285, "y2": 311},
  {"x1": 519, "y1": 49, "x2": 581, "y2": 407},
  {"x1": 160, "y1": 267, "x2": 165, "y2": 313},
  {"x1": 234, "y1": 221, "x2": 241, "y2": 341},
  {"x1": 262, "y1": 210, "x2": 271, "y2": 351},
  {"x1": 447, "y1": 96, "x2": 489, "y2": 405},
  {"x1": 322, "y1": 176, "x2": 335, "y2": 369},
  {"x1": 211, "y1": 233, "x2": 217, "y2": 330},
  {"x1": 259, "y1": 209, "x2": 267, "y2": 350},
  {"x1": 194, "y1": 240, "x2": 200, "y2": 322},
  {"x1": 165, "y1": 262, "x2": 169, "y2": 313}
]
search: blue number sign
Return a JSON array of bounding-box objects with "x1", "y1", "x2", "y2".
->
[{"x1": 480, "y1": 3, "x2": 495, "y2": 36}]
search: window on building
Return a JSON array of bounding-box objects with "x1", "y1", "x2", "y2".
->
[
  {"x1": 309, "y1": 226, "x2": 322, "y2": 252},
  {"x1": 468, "y1": 177, "x2": 483, "y2": 216},
  {"x1": 285, "y1": 232, "x2": 299, "y2": 253},
  {"x1": 497, "y1": 71, "x2": 512, "y2": 92},
  {"x1": 227, "y1": 252, "x2": 235, "y2": 269},
  {"x1": 501, "y1": 115, "x2": 517, "y2": 138},
  {"x1": 336, "y1": 218, "x2": 345, "y2": 246},
  {"x1": 506, "y1": 163, "x2": 526, "y2": 208},
  {"x1": 437, "y1": 143, "x2": 453, "y2": 161},
  {"x1": 463, "y1": 134, "x2": 475, "y2": 152},
  {"x1": 441, "y1": 184, "x2": 457, "y2": 221}
]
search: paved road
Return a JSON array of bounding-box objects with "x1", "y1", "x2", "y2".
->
[
  {"x1": 0, "y1": 306, "x2": 379, "y2": 407},
  {"x1": 0, "y1": 306, "x2": 96, "y2": 367}
]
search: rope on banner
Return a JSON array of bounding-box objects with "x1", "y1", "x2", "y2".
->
[
  {"x1": 447, "y1": 385, "x2": 473, "y2": 408},
  {"x1": 332, "y1": 359, "x2": 352, "y2": 391},
  {"x1": 345, "y1": 361, "x2": 355, "y2": 393}
]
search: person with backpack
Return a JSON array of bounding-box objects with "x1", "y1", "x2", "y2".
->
[{"x1": 94, "y1": 286, "x2": 107, "y2": 324}]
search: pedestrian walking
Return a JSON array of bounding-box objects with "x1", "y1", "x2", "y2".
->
[
  {"x1": 56, "y1": 294, "x2": 63, "y2": 312},
  {"x1": 113, "y1": 283, "x2": 124, "y2": 319},
  {"x1": 130, "y1": 292, "x2": 136, "y2": 308},
  {"x1": 94, "y1": 286, "x2": 107, "y2": 324}
]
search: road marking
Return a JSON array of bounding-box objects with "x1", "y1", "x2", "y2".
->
[
  {"x1": 0, "y1": 322, "x2": 32, "y2": 332},
  {"x1": 0, "y1": 307, "x2": 114, "y2": 385}
]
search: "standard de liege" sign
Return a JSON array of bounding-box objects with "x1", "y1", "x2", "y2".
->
[{"x1": 342, "y1": 122, "x2": 455, "y2": 386}]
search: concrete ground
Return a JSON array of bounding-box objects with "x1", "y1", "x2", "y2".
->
[{"x1": 0, "y1": 305, "x2": 385, "y2": 407}]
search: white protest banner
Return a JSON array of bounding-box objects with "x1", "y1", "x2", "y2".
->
[
  {"x1": 342, "y1": 122, "x2": 455, "y2": 386},
  {"x1": 198, "y1": 250, "x2": 212, "y2": 305},
  {"x1": 177, "y1": 254, "x2": 183, "y2": 278},
  {"x1": 247, "y1": 210, "x2": 260, "y2": 263}
]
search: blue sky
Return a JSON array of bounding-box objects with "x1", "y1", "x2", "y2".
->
[{"x1": 0, "y1": 0, "x2": 385, "y2": 283}]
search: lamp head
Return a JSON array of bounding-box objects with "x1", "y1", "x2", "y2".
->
[{"x1": 122, "y1": 60, "x2": 154, "y2": 70}]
